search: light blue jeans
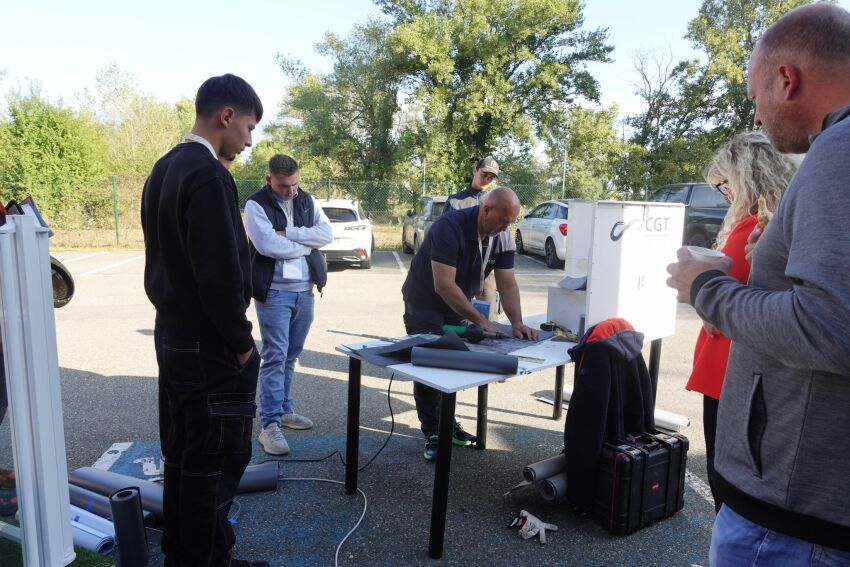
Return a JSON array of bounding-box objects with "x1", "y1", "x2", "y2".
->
[
  {"x1": 710, "y1": 505, "x2": 850, "y2": 567},
  {"x1": 255, "y1": 289, "x2": 314, "y2": 427}
]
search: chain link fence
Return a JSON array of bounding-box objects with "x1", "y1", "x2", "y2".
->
[{"x1": 1, "y1": 174, "x2": 588, "y2": 249}]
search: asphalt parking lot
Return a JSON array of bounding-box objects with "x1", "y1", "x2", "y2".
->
[{"x1": 13, "y1": 249, "x2": 714, "y2": 565}]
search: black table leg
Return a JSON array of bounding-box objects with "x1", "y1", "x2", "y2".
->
[
  {"x1": 476, "y1": 384, "x2": 488, "y2": 450},
  {"x1": 428, "y1": 392, "x2": 457, "y2": 559},
  {"x1": 552, "y1": 364, "x2": 565, "y2": 420},
  {"x1": 648, "y1": 338, "x2": 662, "y2": 403},
  {"x1": 345, "y1": 356, "x2": 361, "y2": 495}
]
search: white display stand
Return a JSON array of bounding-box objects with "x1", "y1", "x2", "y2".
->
[
  {"x1": 0, "y1": 215, "x2": 75, "y2": 565},
  {"x1": 547, "y1": 200, "x2": 685, "y2": 341}
]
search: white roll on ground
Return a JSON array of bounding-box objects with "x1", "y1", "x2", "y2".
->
[
  {"x1": 70, "y1": 504, "x2": 116, "y2": 538},
  {"x1": 71, "y1": 519, "x2": 115, "y2": 555},
  {"x1": 538, "y1": 472, "x2": 568, "y2": 501},
  {"x1": 522, "y1": 454, "x2": 567, "y2": 482}
]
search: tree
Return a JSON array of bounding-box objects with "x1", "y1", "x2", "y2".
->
[
  {"x1": 622, "y1": 0, "x2": 815, "y2": 194},
  {"x1": 272, "y1": 20, "x2": 402, "y2": 183},
  {"x1": 379, "y1": 0, "x2": 613, "y2": 178},
  {"x1": 0, "y1": 90, "x2": 109, "y2": 225},
  {"x1": 84, "y1": 65, "x2": 194, "y2": 179}
]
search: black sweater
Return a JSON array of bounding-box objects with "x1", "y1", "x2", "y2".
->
[{"x1": 141, "y1": 142, "x2": 254, "y2": 354}]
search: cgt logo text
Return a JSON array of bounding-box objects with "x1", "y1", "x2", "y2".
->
[{"x1": 610, "y1": 217, "x2": 671, "y2": 241}]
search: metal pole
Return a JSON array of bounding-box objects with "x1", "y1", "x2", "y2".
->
[
  {"x1": 345, "y1": 357, "x2": 361, "y2": 495},
  {"x1": 561, "y1": 141, "x2": 568, "y2": 199},
  {"x1": 111, "y1": 176, "x2": 119, "y2": 245},
  {"x1": 327, "y1": 178, "x2": 331, "y2": 200}
]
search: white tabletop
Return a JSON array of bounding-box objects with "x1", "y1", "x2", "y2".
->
[{"x1": 335, "y1": 336, "x2": 575, "y2": 394}]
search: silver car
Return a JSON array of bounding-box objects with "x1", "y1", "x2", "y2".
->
[
  {"x1": 402, "y1": 195, "x2": 449, "y2": 254},
  {"x1": 514, "y1": 199, "x2": 569, "y2": 268}
]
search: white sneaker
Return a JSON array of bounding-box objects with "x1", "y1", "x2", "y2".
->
[
  {"x1": 258, "y1": 423, "x2": 290, "y2": 455},
  {"x1": 280, "y1": 412, "x2": 314, "y2": 430}
]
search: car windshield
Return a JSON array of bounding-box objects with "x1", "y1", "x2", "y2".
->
[{"x1": 322, "y1": 207, "x2": 358, "y2": 222}]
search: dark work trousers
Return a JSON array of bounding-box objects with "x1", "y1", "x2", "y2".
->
[
  {"x1": 703, "y1": 395, "x2": 722, "y2": 514},
  {"x1": 155, "y1": 323, "x2": 260, "y2": 567},
  {"x1": 403, "y1": 301, "x2": 463, "y2": 438}
]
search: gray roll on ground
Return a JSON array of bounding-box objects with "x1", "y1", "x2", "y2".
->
[
  {"x1": 69, "y1": 483, "x2": 153, "y2": 524},
  {"x1": 236, "y1": 461, "x2": 278, "y2": 493},
  {"x1": 410, "y1": 347, "x2": 518, "y2": 374},
  {"x1": 522, "y1": 454, "x2": 567, "y2": 482},
  {"x1": 110, "y1": 487, "x2": 150, "y2": 567},
  {"x1": 538, "y1": 472, "x2": 568, "y2": 501},
  {"x1": 69, "y1": 468, "x2": 164, "y2": 523}
]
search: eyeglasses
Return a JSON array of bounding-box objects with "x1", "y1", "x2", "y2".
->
[{"x1": 713, "y1": 180, "x2": 730, "y2": 198}]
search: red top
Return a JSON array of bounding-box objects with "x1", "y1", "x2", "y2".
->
[{"x1": 686, "y1": 214, "x2": 757, "y2": 400}]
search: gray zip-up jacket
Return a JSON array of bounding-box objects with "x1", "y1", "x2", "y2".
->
[{"x1": 691, "y1": 105, "x2": 850, "y2": 550}]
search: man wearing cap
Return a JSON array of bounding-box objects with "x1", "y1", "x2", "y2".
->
[{"x1": 443, "y1": 156, "x2": 501, "y2": 318}]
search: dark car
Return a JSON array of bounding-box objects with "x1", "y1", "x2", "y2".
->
[
  {"x1": 402, "y1": 195, "x2": 448, "y2": 254},
  {"x1": 648, "y1": 183, "x2": 730, "y2": 247}
]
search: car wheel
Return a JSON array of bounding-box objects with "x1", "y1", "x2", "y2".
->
[
  {"x1": 515, "y1": 230, "x2": 525, "y2": 254},
  {"x1": 545, "y1": 238, "x2": 562, "y2": 269},
  {"x1": 360, "y1": 253, "x2": 372, "y2": 269},
  {"x1": 402, "y1": 228, "x2": 413, "y2": 254},
  {"x1": 687, "y1": 231, "x2": 710, "y2": 248}
]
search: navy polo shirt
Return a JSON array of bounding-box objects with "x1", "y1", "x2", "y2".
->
[{"x1": 401, "y1": 206, "x2": 515, "y2": 314}]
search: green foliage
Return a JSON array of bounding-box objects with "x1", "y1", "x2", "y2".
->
[
  {"x1": 622, "y1": 0, "x2": 816, "y2": 195},
  {"x1": 85, "y1": 65, "x2": 194, "y2": 178},
  {"x1": 271, "y1": 20, "x2": 402, "y2": 182},
  {"x1": 0, "y1": 90, "x2": 109, "y2": 226},
  {"x1": 382, "y1": 0, "x2": 613, "y2": 178}
]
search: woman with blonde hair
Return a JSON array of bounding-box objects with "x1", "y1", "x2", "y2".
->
[{"x1": 686, "y1": 131, "x2": 799, "y2": 512}]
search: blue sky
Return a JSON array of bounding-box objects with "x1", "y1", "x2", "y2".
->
[{"x1": 3, "y1": 0, "x2": 848, "y2": 134}]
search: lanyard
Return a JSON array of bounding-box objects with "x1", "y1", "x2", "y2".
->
[{"x1": 478, "y1": 235, "x2": 495, "y2": 293}]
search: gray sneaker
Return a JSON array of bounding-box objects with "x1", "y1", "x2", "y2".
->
[
  {"x1": 280, "y1": 413, "x2": 314, "y2": 430},
  {"x1": 258, "y1": 423, "x2": 290, "y2": 455}
]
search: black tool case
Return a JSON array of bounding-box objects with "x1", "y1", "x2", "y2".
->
[{"x1": 592, "y1": 432, "x2": 688, "y2": 535}]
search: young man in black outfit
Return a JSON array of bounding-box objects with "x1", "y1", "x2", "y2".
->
[{"x1": 141, "y1": 74, "x2": 268, "y2": 567}]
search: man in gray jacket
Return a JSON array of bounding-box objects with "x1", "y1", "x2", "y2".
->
[{"x1": 667, "y1": 5, "x2": 850, "y2": 565}]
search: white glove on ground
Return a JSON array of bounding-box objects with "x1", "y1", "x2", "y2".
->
[{"x1": 512, "y1": 510, "x2": 558, "y2": 544}]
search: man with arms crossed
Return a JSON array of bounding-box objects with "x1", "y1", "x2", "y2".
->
[
  {"x1": 142, "y1": 74, "x2": 267, "y2": 567},
  {"x1": 244, "y1": 154, "x2": 332, "y2": 455},
  {"x1": 667, "y1": 5, "x2": 850, "y2": 565},
  {"x1": 402, "y1": 187, "x2": 538, "y2": 461}
]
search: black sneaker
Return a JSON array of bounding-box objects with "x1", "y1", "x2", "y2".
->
[
  {"x1": 452, "y1": 421, "x2": 477, "y2": 446},
  {"x1": 423, "y1": 435, "x2": 438, "y2": 461}
]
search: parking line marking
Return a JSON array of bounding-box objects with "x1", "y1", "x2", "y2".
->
[
  {"x1": 92, "y1": 441, "x2": 134, "y2": 470},
  {"x1": 685, "y1": 469, "x2": 715, "y2": 506},
  {"x1": 79, "y1": 254, "x2": 145, "y2": 276},
  {"x1": 520, "y1": 254, "x2": 548, "y2": 267},
  {"x1": 392, "y1": 251, "x2": 408, "y2": 276},
  {"x1": 60, "y1": 252, "x2": 108, "y2": 263}
]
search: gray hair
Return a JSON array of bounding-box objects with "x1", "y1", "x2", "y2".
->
[{"x1": 706, "y1": 131, "x2": 799, "y2": 249}]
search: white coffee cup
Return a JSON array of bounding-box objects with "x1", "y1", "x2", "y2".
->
[{"x1": 687, "y1": 245, "x2": 726, "y2": 262}]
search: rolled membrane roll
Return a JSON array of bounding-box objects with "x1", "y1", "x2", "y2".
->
[
  {"x1": 410, "y1": 347, "x2": 518, "y2": 374},
  {"x1": 109, "y1": 487, "x2": 150, "y2": 567},
  {"x1": 538, "y1": 472, "x2": 568, "y2": 501},
  {"x1": 522, "y1": 454, "x2": 567, "y2": 482}
]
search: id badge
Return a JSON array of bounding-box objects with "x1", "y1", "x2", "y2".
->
[{"x1": 283, "y1": 257, "x2": 303, "y2": 279}]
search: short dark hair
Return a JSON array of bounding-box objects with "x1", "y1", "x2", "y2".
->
[
  {"x1": 760, "y1": 4, "x2": 850, "y2": 67},
  {"x1": 195, "y1": 74, "x2": 263, "y2": 121},
  {"x1": 268, "y1": 154, "x2": 299, "y2": 176}
]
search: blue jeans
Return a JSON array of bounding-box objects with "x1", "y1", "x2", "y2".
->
[
  {"x1": 711, "y1": 505, "x2": 850, "y2": 567},
  {"x1": 256, "y1": 289, "x2": 314, "y2": 427}
]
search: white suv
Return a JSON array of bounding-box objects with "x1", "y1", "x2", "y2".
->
[
  {"x1": 514, "y1": 199, "x2": 568, "y2": 268},
  {"x1": 317, "y1": 199, "x2": 374, "y2": 269}
]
